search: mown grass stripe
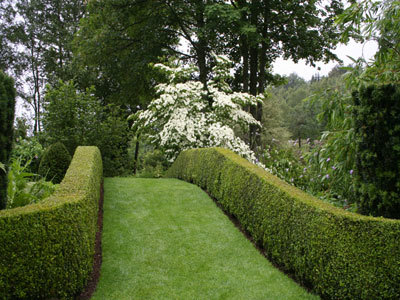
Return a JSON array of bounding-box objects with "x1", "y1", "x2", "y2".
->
[{"x1": 92, "y1": 178, "x2": 318, "y2": 299}]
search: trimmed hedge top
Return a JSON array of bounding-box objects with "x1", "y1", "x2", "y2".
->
[
  {"x1": 167, "y1": 147, "x2": 400, "y2": 300},
  {"x1": 0, "y1": 146, "x2": 103, "y2": 299}
]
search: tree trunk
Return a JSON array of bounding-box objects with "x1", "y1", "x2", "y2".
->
[
  {"x1": 197, "y1": 44, "x2": 207, "y2": 87},
  {"x1": 238, "y1": 0, "x2": 249, "y2": 93},
  {"x1": 254, "y1": 1, "x2": 270, "y2": 152},
  {"x1": 195, "y1": 1, "x2": 207, "y2": 87},
  {"x1": 249, "y1": 0, "x2": 259, "y2": 151},
  {"x1": 36, "y1": 65, "x2": 41, "y2": 133},
  {"x1": 241, "y1": 37, "x2": 249, "y2": 93},
  {"x1": 133, "y1": 134, "x2": 140, "y2": 174},
  {"x1": 256, "y1": 40, "x2": 267, "y2": 150},
  {"x1": 238, "y1": 0, "x2": 250, "y2": 144}
]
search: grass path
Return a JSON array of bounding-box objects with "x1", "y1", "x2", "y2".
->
[{"x1": 91, "y1": 178, "x2": 319, "y2": 300}]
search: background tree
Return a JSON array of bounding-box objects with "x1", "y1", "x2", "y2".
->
[
  {"x1": 131, "y1": 55, "x2": 263, "y2": 164},
  {"x1": 42, "y1": 80, "x2": 131, "y2": 176},
  {"x1": 0, "y1": 0, "x2": 86, "y2": 133},
  {"x1": 0, "y1": 3, "x2": 17, "y2": 73},
  {"x1": 337, "y1": 0, "x2": 400, "y2": 84},
  {"x1": 73, "y1": 0, "x2": 179, "y2": 110},
  {"x1": 265, "y1": 71, "x2": 349, "y2": 146},
  {"x1": 74, "y1": 0, "x2": 344, "y2": 155},
  {"x1": 206, "y1": 0, "x2": 344, "y2": 150},
  {"x1": 260, "y1": 95, "x2": 290, "y2": 148}
]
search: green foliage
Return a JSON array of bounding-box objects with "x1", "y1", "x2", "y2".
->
[
  {"x1": 0, "y1": 3, "x2": 14, "y2": 72},
  {"x1": 167, "y1": 148, "x2": 400, "y2": 299},
  {"x1": 0, "y1": 70, "x2": 16, "y2": 209},
  {"x1": 262, "y1": 70, "x2": 357, "y2": 209},
  {"x1": 262, "y1": 65, "x2": 361, "y2": 207},
  {"x1": 336, "y1": 0, "x2": 400, "y2": 84},
  {"x1": 353, "y1": 84, "x2": 400, "y2": 218},
  {"x1": 262, "y1": 144, "x2": 309, "y2": 190},
  {"x1": 42, "y1": 80, "x2": 131, "y2": 176},
  {"x1": 42, "y1": 81, "x2": 101, "y2": 154},
  {"x1": 206, "y1": 0, "x2": 343, "y2": 75},
  {"x1": 6, "y1": 158, "x2": 56, "y2": 209},
  {"x1": 260, "y1": 94, "x2": 291, "y2": 146},
  {"x1": 262, "y1": 140, "x2": 356, "y2": 210},
  {"x1": 1, "y1": 0, "x2": 86, "y2": 133},
  {"x1": 296, "y1": 1, "x2": 400, "y2": 213},
  {"x1": 97, "y1": 105, "x2": 133, "y2": 177},
  {"x1": 287, "y1": 100, "x2": 322, "y2": 143},
  {"x1": 38, "y1": 142, "x2": 72, "y2": 184},
  {"x1": 14, "y1": 117, "x2": 29, "y2": 141},
  {"x1": 138, "y1": 150, "x2": 169, "y2": 178},
  {"x1": 73, "y1": 0, "x2": 173, "y2": 107},
  {"x1": 0, "y1": 146, "x2": 103, "y2": 299},
  {"x1": 305, "y1": 78, "x2": 357, "y2": 206},
  {"x1": 10, "y1": 136, "x2": 43, "y2": 173},
  {"x1": 267, "y1": 71, "x2": 349, "y2": 144}
]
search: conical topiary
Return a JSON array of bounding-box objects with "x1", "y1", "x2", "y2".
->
[{"x1": 38, "y1": 142, "x2": 72, "y2": 184}]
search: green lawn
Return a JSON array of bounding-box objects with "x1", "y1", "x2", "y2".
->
[{"x1": 91, "y1": 178, "x2": 319, "y2": 300}]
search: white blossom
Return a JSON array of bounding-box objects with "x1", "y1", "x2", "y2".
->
[{"x1": 131, "y1": 55, "x2": 265, "y2": 166}]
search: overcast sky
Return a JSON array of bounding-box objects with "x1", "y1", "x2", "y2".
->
[{"x1": 272, "y1": 39, "x2": 379, "y2": 81}]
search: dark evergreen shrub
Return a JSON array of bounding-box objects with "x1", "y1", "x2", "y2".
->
[
  {"x1": 0, "y1": 71, "x2": 16, "y2": 209},
  {"x1": 38, "y1": 142, "x2": 72, "y2": 184},
  {"x1": 95, "y1": 107, "x2": 132, "y2": 177},
  {"x1": 353, "y1": 84, "x2": 400, "y2": 219}
]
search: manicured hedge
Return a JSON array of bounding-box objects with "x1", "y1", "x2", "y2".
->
[
  {"x1": 0, "y1": 146, "x2": 102, "y2": 299},
  {"x1": 166, "y1": 148, "x2": 400, "y2": 300}
]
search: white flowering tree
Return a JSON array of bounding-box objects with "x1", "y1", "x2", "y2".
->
[{"x1": 130, "y1": 55, "x2": 264, "y2": 164}]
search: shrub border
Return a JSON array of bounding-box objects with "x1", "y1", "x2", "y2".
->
[
  {"x1": 0, "y1": 146, "x2": 103, "y2": 299},
  {"x1": 166, "y1": 147, "x2": 400, "y2": 300}
]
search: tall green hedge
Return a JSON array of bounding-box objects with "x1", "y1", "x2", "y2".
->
[
  {"x1": 167, "y1": 148, "x2": 400, "y2": 300},
  {"x1": 353, "y1": 84, "x2": 400, "y2": 219},
  {"x1": 0, "y1": 146, "x2": 103, "y2": 299},
  {"x1": 0, "y1": 71, "x2": 16, "y2": 209}
]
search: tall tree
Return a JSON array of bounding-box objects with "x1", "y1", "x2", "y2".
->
[
  {"x1": 163, "y1": 0, "x2": 222, "y2": 87},
  {"x1": 0, "y1": 3, "x2": 16, "y2": 72},
  {"x1": 206, "y1": 0, "x2": 343, "y2": 150},
  {"x1": 42, "y1": 80, "x2": 131, "y2": 176},
  {"x1": 0, "y1": 0, "x2": 86, "y2": 133},
  {"x1": 39, "y1": 0, "x2": 86, "y2": 85},
  {"x1": 74, "y1": 0, "x2": 343, "y2": 153},
  {"x1": 73, "y1": 0, "x2": 179, "y2": 109}
]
